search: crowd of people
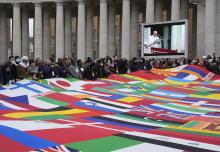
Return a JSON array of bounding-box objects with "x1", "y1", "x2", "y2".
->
[{"x1": 0, "y1": 54, "x2": 219, "y2": 85}]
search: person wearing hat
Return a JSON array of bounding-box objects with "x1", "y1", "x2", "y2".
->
[
  {"x1": 16, "y1": 56, "x2": 29, "y2": 80},
  {"x1": 200, "y1": 56, "x2": 207, "y2": 67}
]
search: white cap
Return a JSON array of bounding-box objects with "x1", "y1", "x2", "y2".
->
[
  {"x1": 21, "y1": 56, "x2": 29, "y2": 61},
  {"x1": 203, "y1": 56, "x2": 207, "y2": 59}
]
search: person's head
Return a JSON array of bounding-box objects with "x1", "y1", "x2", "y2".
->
[
  {"x1": 49, "y1": 58, "x2": 54, "y2": 63},
  {"x1": 57, "y1": 58, "x2": 64, "y2": 66},
  {"x1": 9, "y1": 56, "x2": 14, "y2": 60},
  {"x1": 207, "y1": 55, "x2": 212, "y2": 60},
  {"x1": 65, "y1": 58, "x2": 71, "y2": 65},
  {"x1": 86, "y1": 57, "x2": 92, "y2": 63},
  {"x1": 20, "y1": 56, "x2": 29, "y2": 68},
  {"x1": 77, "y1": 59, "x2": 82, "y2": 66},
  {"x1": 9, "y1": 56, "x2": 16, "y2": 65},
  {"x1": 29, "y1": 59, "x2": 35, "y2": 67},
  {"x1": 35, "y1": 58, "x2": 42, "y2": 65},
  {"x1": 203, "y1": 56, "x2": 207, "y2": 61},
  {"x1": 191, "y1": 60, "x2": 196, "y2": 65},
  {"x1": 140, "y1": 58, "x2": 145, "y2": 63},
  {"x1": 64, "y1": 56, "x2": 70, "y2": 61},
  {"x1": 21, "y1": 56, "x2": 29, "y2": 63},
  {"x1": 153, "y1": 31, "x2": 158, "y2": 37},
  {"x1": 45, "y1": 59, "x2": 52, "y2": 65},
  {"x1": 132, "y1": 57, "x2": 138, "y2": 63},
  {"x1": 15, "y1": 56, "x2": 21, "y2": 64}
]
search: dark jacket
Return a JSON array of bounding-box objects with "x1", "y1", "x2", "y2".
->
[
  {"x1": 39, "y1": 64, "x2": 53, "y2": 79},
  {"x1": 11, "y1": 64, "x2": 18, "y2": 82},
  {"x1": 130, "y1": 62, "x2": 141, "y2": 72},
  {"x1": 84, "y1": 63, "x2": 97, "y2": 80}
]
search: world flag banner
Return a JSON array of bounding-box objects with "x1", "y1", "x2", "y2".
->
[{"x1": 0, "y1": 65, "x2": 220, "y2": 152}]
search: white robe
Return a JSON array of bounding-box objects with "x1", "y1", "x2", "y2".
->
[{"x1": 144, "y1": 36, "x2": 161, "y2": 54}]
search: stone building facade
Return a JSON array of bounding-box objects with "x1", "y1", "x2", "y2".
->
[{"x1": 0, "y1": 0, "x2": 217, "y2": 62}]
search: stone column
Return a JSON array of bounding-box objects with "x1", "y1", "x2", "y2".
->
[
  {"x1": 0, "y1": 6, "x2": 8, "y2": 62},
  {"x1": 43, "y1": 6, "x2": 51, "y2": 61},
  {"x1": 64, "y1": 6, "x2": 72, "y2": 57},
  {"x1": 77, "y1": 0, "x2": 86, "y2": 60},
  {"x1": 146, "y1": 0, "x2": 154, "y2": 23},
  {"x1": 180, "y1": 0, "x2": 188, "y2": 19},
  {"x1": 21, "y1": 7, "x2": 29, "y2": 57},
  {"x1": 99, "y1": 0, "x2": 108, "y2": 58},
  {"x1": 121, "y1": 0, "x2": 131, "y2": 59},
  {"x1": 197, "y1": 2, "x2": 205, "y2": 58},
  {"x1": 155, "y1": 0, "x2": 162, "y2": 22},
  {"x1": 86, "y1": 6, "x2": 93, "y2": 59},
  {"x1": 130, "y1": 4, "x2": 139, "y2": 58},
  {"x1": 205, "y1": 0, "x2": 216, "y2": 55},
  {"x1": 56, "y1": 1, "x2": 65, "y2": 60},
  {"x1": 108, "y1": 4, "x2": 116, "y2": 57},
  {"x1": 34, "y1": 3, "x2": 43, "y2": 59},
  {"x1": 13, "y1": 3, "x2": 21, "y2": 57},
  {"x1": 171, "y1": 0, "x2": 180, "y2": 21}
]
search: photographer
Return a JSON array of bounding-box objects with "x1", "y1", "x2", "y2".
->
[
  {"x1": 84, "y1": 62, "x2": 98, "y2": 80},
  {"x1": 130, "y1": 57, "x2": 140, "y2": 72}
]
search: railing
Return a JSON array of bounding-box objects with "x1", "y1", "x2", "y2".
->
[{"x1": 151, "y1": 47, "x2": 178, "y2": 54}]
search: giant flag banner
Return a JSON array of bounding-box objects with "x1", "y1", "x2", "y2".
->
[{"x1": 0, "y1": 65, "x2": 220, "y2": 152}]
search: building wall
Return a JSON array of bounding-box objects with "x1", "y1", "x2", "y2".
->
[
  {"x1": 1, "y1": 0, "x2": 219, "y2": 60},
  {"x1": 197, "y1": 0, "x2": 220, "y2": 57},
  {"x1": 216, "y1": 0, "x2": 220, "y2": 57}
]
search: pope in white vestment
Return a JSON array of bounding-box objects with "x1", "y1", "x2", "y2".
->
[{"x1": 144, "y1": 31, "x2": 161, "y2": 54}]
